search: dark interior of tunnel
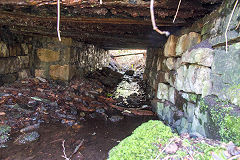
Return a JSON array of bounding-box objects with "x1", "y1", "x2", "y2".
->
[{"x1": 1, "y1": 0, "x2": 240, "y2": 159}]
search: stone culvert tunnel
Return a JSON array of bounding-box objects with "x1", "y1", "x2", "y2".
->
[{"x1": 0, "y1": 0, "x2": 240, "y2": 151}]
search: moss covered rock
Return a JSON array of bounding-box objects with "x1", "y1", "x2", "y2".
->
[{"x1": 108, "y1": 120, "x2": 176, "y2": 160}]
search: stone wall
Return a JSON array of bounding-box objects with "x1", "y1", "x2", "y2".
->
[
  {"x1": 0, "y1": 32, "x2": 109, "y2": 84},
  {"x1": 0, "y1": 38, "x2": 31, "y2": 85},
  {"x1": 33, "y1": 36, "x2": 109, "y2": 81},
  {"x1": 145, "y1": 0, "x2": 240, "y2": 145}
]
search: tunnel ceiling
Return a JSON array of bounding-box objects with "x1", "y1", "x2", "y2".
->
[{"x1": 0, "y1": 0, "x2": 222, "y2": 49}]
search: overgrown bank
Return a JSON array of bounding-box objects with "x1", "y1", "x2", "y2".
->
[{"x1": 108, "y1": 120, "x2": 240, "y2": 160}]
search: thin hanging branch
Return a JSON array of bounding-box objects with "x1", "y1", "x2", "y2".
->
[
  {"x1": 150, "y1": 0, "x2": 170, "y2": 36},
  {"x1": 173, "y1": 0, "x2": 182, "y2": 23},
  {"x1": 57, "y1": 0, "x2": 61, "y2": 41},
  {"x1": 225, "y1": 0, "x2": 238, "y2": 52},
  {"x1": 100, "y1": 0, "x2": 102, "y2": 4}
]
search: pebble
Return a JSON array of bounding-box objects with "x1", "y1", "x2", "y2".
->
[
  {"x1": 109, "y1": 115, "x2": 124, "y2": 122},
  {"x1": 164, "y1": 142, "x2": 178, "y2": 154},
  {"x1": 96, "y1": 108, "x2": 105, "y2": 114}
]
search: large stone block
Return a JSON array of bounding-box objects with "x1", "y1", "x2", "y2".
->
[
  {"x1": 181, "y1": 48, "x2": 214, "y2": 67},
  {"x1": 165, "y1": 58, "x2": 176, "y2": 70},
  {"x1": 18, "y1": 69, "x2": 30, "y2": 79},
  {"x1": 49, "y1": 64, "x2": 74, "y2": 81},
  {"x1": 37, "y1": 48, "x2": 60, "y2": 62},
  {"x1": 175, "y1": 65, "x2": 212, "y2": 96},
  {"x1": 175, "y1": 65, "x2": 187, "y2": 91},
  {"x1": 174, "y1": 58, "x2": 182, "y2": 70},
  {"x1": 164, "y1": 35, "x2": 178, "y2": 57},
  {"x1": 157, "y1": 83, "x2": 169, "y2": 100},
  {"x1": 211, "y1": 44, "x2": 240, "y2": 106},
  {"x1": 176, "y1": 32, "x2": 201, "y2": 56},
  {"x1": 156, "y1": 102, "x2": 164, "y2": 119},
  {"x1": 35, "y1": 69, "x2": 46, "y2": 78},
  {"x1": 156, "y1": 71, "x2": 168, "y2": 83}
]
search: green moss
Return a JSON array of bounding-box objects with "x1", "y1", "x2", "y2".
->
[
  {"x1": 194, "y1": 142, "x2": 224, "y2": 160},
  {"x1": 210, "y1": 105, "x2": 240, "y2": 146},
  {"x1": 189, "y1": 94, "x2": 197, "y2": 103},
  {"x1": 199, "y1": 98, "x2": 208, "y2": 112},
  {"x1": 227, "y1": 83, "x2": 240, "y2": 106},
  {"x1": 220, "y1": 115, "x2": 240, "y2": 146},
  {"x1": 108, "y1": 120, "x2": 233, "y2": 160},
  {"x1": 107, "y1": 93, "x2": 113, "y2": 98},
  {"x1": 108, "y1": 120, "x2": 176, "y2": 160}
]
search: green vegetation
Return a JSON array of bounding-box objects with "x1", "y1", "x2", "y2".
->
[
  {"x1": 194, "y1": 142, "x2": 225, "y2": 160},
  {"x1": 108, "y1": 120, "x2": 228, "y2": 160},
  {"x1": 227, "y1": 83, "x2": 240, "y2": 106},
  {"x1": 199, "y1": 98, "x2": 208, "y2": 112},
  {"x1": 108, "y1": 120, "x2": 176, "y2": 160},
  {"x1": 107, "y1": 93, "x2": 113, "y2": 98},
  {"x1": 210, "y1": 103, "x2": 240, "y2": 146},
  {"x1": 189, "y1": 94, "x2": 198, "y2": 102},
  {"x1": 220, "y1": 115, "x2": 240, "y2": 146}
]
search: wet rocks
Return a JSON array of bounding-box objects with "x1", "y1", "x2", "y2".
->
[
  {"x1": 14, "y1": 131, "x2": 40, "y2": 145},
  {"x1": 0, "y1": 125, "x2": 11, "y2": 148},
  {"x1": 87, "y1": 67, "x2": 123, "y2": 88},
  {"x1": 20, "y1": 123, "x2": 40, "y2": 133},
  {"x1": 109, "y1": 115, "x2": 124, "y2": 122}
]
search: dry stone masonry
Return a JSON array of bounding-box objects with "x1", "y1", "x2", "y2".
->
[
  {"x1": 0, "y1": 34, "x2": 109, "y2": 84},
  {"x1": 145, "y1": 0, "x2": 240, "y2": 144},
  {"x1": 34, "y1": 36, "x2": 109, "y2": 81},
  {"x1": 0, "y1": 39, "x2": 30, "y2": 85}
]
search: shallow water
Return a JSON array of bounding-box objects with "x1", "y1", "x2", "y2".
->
[{"x1": 1, "y1": 116, "x2": 157, "y2": 160}]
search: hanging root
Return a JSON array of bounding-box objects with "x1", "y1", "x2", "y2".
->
[
  {"x1": 57, "y1": 0, "x2": 61, "y2": 41},
  {"x1": 173, "y1": 0, "x2": 182, "y2": 23},
  {"x1": 100, "y1": 0, "x2": 103, "y2": 4},
  {"x1": 150, "y1": 0, "x2": 170, "y2": 36},
  {"x1": 225, "y1": 0, "x2": 238, "y2": 52}
]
